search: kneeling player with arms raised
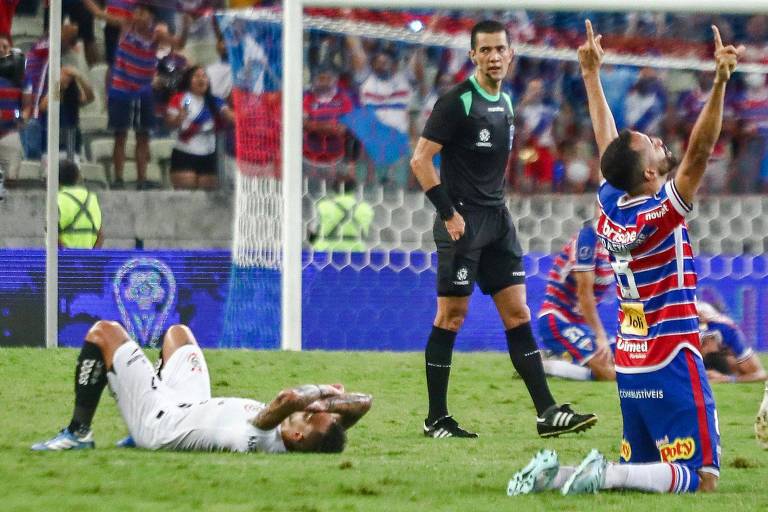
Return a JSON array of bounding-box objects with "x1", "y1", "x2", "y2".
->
[
  {"x1": 32, "y1": 321, "x2": 372, "y2": 453},
  {"x1": 509, "y1": 20, "x2": 740, "y2": 495}
]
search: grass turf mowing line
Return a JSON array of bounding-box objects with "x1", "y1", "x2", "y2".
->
[{"x1": 1, "y1": 348, "x2": 767, "y2": 511}]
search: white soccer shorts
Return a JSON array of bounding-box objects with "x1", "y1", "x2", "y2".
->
[{"x1": 108, "y1": 340, "x2": 211, "y2": 449}]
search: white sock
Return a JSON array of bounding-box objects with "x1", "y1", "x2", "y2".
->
[
  {"x1": 542, "y1": 359, "x2": 592, "y2": 381},
  {"x1": 603, "y1": 462, "x2": 695, "y2": 493},
  {"x1": 550, "y1": 466, "x2": 576, "y2": 489}
]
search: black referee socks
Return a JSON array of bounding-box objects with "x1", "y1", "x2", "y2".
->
[
  {"x1": 505, "y1": 323, "x2": 556, "y2": 416},
  {"x1": 68, "y1": 341, "x2": 108, "y2": 434},
  {"x1": 425, "y1": 326, "x2": 457, "y2": 423}
]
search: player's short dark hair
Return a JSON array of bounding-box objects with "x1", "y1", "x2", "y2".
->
[
  {"x1": 470, "y1": 20, "x2": 508, "y2": 50},
  {"x1": 600, "y1": 129, "x2": 645, "y2": 192},
  {"x1": 313, "y1": 421, "x2": 346, "y2": 453},
  {"x1": 59, "y1": 160, "x2": 80, "y2": 186},
  {"x1": 703, "y1": 350, "x2": 731, "y2": 375}
]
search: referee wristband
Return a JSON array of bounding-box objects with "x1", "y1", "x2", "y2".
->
[{"x1": 425, "y1": 184, "x2": 455, "y2": 220}]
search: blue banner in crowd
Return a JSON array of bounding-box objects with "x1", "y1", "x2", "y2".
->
[
  {"x1": 1, "y1": 249, "x2": 767, "y2": 352},
  {"x1": 341, "y1": 107, "x2": 411, "y2": 168}
]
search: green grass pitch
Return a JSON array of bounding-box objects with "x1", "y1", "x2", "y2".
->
[{"x1": 1, "y1": 348, "x2": 767, "y2": 511}]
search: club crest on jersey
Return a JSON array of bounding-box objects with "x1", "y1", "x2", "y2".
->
[
  {"x1": 476, "y1": 128, "x2": 492, "y2": 147},
  {"x1": 453, "y1": 266, "x2": 469, "y2": 285},
  {"x1": 620, "y1": 439, "x2": 632, "y2": 461},
  {"x1": 658, "y1": 437, "x2": 696, "y2": 462}
]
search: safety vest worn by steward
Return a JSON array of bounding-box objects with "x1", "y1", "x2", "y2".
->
[
  {"x1": 312, "y1": 193, "x2": 374, "y2": 252},
  {"x1": 58, "y1": 186, "x2": 102, "y2": 248}
]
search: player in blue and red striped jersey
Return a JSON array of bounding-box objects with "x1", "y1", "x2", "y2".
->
[
  {"x1": 509, "y1": 21, "x2": 742, "y2": 496},
  {"x1": 696, "y1": 301, "x2": 766, "y2": 383},
  {"x1": 88, "y1": 2, "x2": 190, "y2": 189},
  {"x1": 537, "y1": 218, "x2": 616, "y2": 381}
]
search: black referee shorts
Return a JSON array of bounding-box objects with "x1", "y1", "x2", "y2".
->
[{"x1": 434, "y1": 205, "x2": 525, "y2": 297}]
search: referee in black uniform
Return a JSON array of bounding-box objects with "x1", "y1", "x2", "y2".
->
[{"x1": 411, "y1": 20, "x2": 598, "y2": 439}]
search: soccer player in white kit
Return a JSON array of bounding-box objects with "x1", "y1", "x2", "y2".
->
[{"x1": 32, "y1": 321, "x2": 372, "y2": 453}]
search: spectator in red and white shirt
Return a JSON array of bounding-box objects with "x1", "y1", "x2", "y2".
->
[
  {"x1": 303, "y1": 66, "x2": 353, "y2": 178},
  {"x1": 165, "y1": 65, "x2": 233, "y2": 190}
]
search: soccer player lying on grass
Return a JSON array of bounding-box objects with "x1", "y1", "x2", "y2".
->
[
  {"x1": 697, "y1": 300, "x2": 767, "y2": 383},
  {"x1": 508, "y1": 20, "x2": 742, "y2": 496},
  {"x1": 32, "y1": 321, "x2": 372, "y2": 453}
]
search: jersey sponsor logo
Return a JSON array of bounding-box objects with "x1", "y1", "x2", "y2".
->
[
  {"x1": 453, "y1": 266, "x2": 469, "y2": 286},
  {"x1": 644, "y1": 203, "x2": 669, "y2": 222},
  {"x1": 616, "y1": 338, "x2": 648, "y2": 355},
  {"x1": 658, "y1": 437, "x2": 696, "y2": 462},
  {"x1": 487, "y1": 106, "x2": 504, "y2": 112},
  {"x1": 620, "y1": 302, "x2": 648, "y2": 336},
  {"x1": 476, "y1": 128, "x2": 492, "y2": 147},
  {"x1": 618, "y1": 388, "x2": 664, "y2": 399},
  {"x1": 511, "y1": 271, "x2": 525, "y2": 277},
  {"x1": 620, "y1": 439, "x2": 632, "y2": 461}
]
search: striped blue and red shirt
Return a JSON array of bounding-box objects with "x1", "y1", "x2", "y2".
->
[
  {"x1": 303, "y1": 87, "x2": 353, "y2": 163},
  {"x1": 109, "y1": 27, "x2": 158, "y2": 96},
  {"x1": 0, "y1": 76, "x2": 21, "y2": 138},
  {"x1": 539, "y1": 222, "x2": 614, "y2": 324},
  {"x1": 22, "y1": 37, "x2": 49, "y2": 119},
  {"x1": 105, "y1": 0, "x2": 137, "y2": 20},
  {"x1": 597, "y1": 179, "x2": 700, "y2": 373}
]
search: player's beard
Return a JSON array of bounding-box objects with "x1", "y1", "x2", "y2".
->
[{"x1": 659, "y1": 145, "x2": 679, "y2": 176}]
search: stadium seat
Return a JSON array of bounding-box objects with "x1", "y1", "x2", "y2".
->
[
  {"x1": 88, "y1": 64, "x2": 109, "y2": 113},
  {"x1": 18, "y1": 160, "x2": 42, "y2": 181},
  {"x1": 79, "y1": 162, "x2": 109, "y2": 189},
  {"x1": 120, "y1": 162, "x2": 165, "y2": 188},
  {"x1": 10, "y1": 16, "x2": 42, "y2": 39},
  {"x1": 88, "y1": 138, "x2": 114, "y2": 164},
  {"x1": 79, "y1": 113, "x2": 109, "y2": 135},
  {"x1": 149, "y1": 139, "x2": 175, "y2": 187}
]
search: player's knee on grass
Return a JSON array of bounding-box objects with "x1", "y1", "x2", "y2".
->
[
  {"x1": 698, "y1": 471, "x2": 718, "y2": 492},
  {"x1": 588, "y1": 358, "x2": 616, "y2": 381},
  {"x1": 161, "y1": 324, "x2": 198, "y2": 362}
]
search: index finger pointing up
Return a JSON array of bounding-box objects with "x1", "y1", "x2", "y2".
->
[
  {"x1": 712, "y1": 25, "x2": 723, "y2": 50},
  {"x1": 586, "y1": 19, "x2": 594, "y2": 41}
]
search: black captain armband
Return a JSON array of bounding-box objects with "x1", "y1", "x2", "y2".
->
[{"x1": 425, "y1": 184, "x2": 455, "y2": 220}]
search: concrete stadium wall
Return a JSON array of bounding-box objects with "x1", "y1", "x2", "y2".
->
[
  {"x1": 0, "y1": 190, "x2": 234, "y2": 249},
  {"x1": 3, "y1": 189, "x2": 768, "y2": 254}
]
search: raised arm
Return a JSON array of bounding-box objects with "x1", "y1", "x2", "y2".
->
[
  {"x1": 83, "y1": 0, "x2": 128, "y2": 28},
  {"x1": 306, "y1": 392, "x2": 373, "y2": 429},
  {"x1": 155, "y1": 15, "x2": 191, "y2": 51},
  {"x1": 674, "y1": 26, "x2": 742, "y2": 205},
  {"x1": 253, "y1": 384, "x2": 343, "y2": 430},
  {"x1": 578, "y1": 20, "x2": 618, "y2": 159}
]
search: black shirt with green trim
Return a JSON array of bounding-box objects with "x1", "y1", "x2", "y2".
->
[{"x1": 422, "y1": 75, "x2": 514, "y2": 208}]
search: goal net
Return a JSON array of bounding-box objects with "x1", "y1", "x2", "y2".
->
[{"x1": 216, "y1": 6, "x2": 768, "y2": 351}]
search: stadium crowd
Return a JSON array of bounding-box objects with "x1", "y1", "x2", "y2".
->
[{"x1": 4, "y1": 2, "x2": 768, "y2": 193}]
